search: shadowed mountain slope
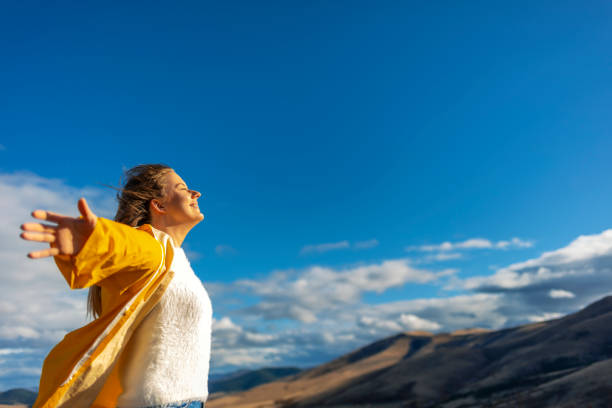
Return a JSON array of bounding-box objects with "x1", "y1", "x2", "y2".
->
[
  {"x1": 207, "y1": 296, "x2": 612, "y2": 408},
  {"x1": 209, "y1": 367, "x2": 302, "y2": 394},
  {"x1": 0, "y1": 388, "x2": 37, "y2": 406}
]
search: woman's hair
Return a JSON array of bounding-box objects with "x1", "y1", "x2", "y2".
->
[{"x1": 87, "y1": 164, "x2": 173, "y2": 319}]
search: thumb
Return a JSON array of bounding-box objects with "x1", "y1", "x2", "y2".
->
[{"x1": 77, "y1": 198, "x2": 97, "y2": 223}]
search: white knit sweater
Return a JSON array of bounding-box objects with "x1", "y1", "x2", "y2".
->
[{"x1": 117, "y1": 246, "x2": 213, "y2": 408}]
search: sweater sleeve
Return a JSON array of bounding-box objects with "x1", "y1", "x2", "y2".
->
[{"x1": 53, "y1": 218, "x2": 164, "y2": 289}]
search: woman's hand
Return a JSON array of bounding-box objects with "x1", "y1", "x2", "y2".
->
[{"x1": 20, "y1": 198, "x2": 98, "y2": 259}]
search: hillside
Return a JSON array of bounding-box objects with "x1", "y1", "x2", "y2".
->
[
  {"x1": 0, "y1": 388, "x2": 36, "y2": 406},
  {"x1": 207, "y1": 295, "x2": 612, "y2": 408},
  {"x1": 210, "y1": 367, "x2": 302, "y2": 394}
]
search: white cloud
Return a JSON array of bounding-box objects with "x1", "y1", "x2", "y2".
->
[
  {"x1": 300, "y1": 239, "x2": 379, "y2": 255},
  {"x1": 212, "y1": 317, "x2": 242, "y2": 332},
  {"x1": 527, "y1": 312, "x2": 563, "y2": 323},
  {"x1": 358, "y1": 316, "x2": 403, "y2": 333},
  {"x1": 0, "y1": 348, "x2": 36, "y2": 356},
  {"x1": 364, "y1": 294, "x2": 508, "y2": 333},
  {"x1": 0, "y1": 171, "x2": 115, "y2": 389},
  {"x1": 210, "y1": 316, "x2": 339, "y2": 369},
  {"x1": 0, "y1": 366, "x2": 41, "y2": 378},
  {"x1": 354, "y1": 239, "x2": 379, "y2": 249},
  {"x1": 435, "y1": 268, "x2": 459, "y2": 277},
  {"x1": 235, "y1": 259, "x2": 439, "y2": 323},
  {"x1": 421, "y1": 252, "x2": 463, "y2": 263},
  {"x1": 462, "y1": 230, "x2": 612, "y2": 291},
  {"x1": 212, "y1": 347, "x2": 283, "y2": 367},
  {"x1": 244, "y1": 332, "x2": 278, "y2": 344},
  {"x1": 211, "y1": 292, "x2": 506, "y2": 372},
  {"x1": 399, "y1": 314, "x2": 441, "y2": 331},
  {"x1": 358, "y1": 314, "x2": 441, "y2": 334},
  {"x1": 300, "y1": 240, "x2": 350, "y2": 255},
  {"x1": 0, "y1": 326, "x2": 40, "y2": 340},
  {"x1": 212, "y1": 316, "x2": 282, "y2": 348},
  {"x1": 549, "y1": 289, "x2": 576, "y2": 299},
  {"x1": 406, "y1": 237, "x2": 533, "y2": 252}
]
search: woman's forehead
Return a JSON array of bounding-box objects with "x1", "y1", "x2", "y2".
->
[{"x1": 164, "y1": 171, "x2": 187, "y2": 187}]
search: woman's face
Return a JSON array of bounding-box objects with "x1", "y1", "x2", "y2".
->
[{"x1": 159, "y1": 171, "x2": 204, "y2": 226}]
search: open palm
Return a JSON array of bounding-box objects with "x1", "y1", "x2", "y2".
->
[{"x1": 20, "y1": 198, "x2": 98, "y2": 259}]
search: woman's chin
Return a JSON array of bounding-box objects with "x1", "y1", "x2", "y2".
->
[{"x1": 188, "y1": 206, "x2": 204, "y2": 222}]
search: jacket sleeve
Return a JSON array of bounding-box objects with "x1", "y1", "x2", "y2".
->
[{"x1": 53, "y1": 217, "x2": 164, "y2": 289}]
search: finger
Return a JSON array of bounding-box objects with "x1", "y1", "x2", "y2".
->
[
  {"x1": 20, "y1": 222, "x2": 57, "y2": 233},
  {"x1": 31, "y1": 209, "x2": 71, "y2": 224},
  {"x1": 28, "y1": 247, "x2": 60, "y2": 259},
  {"x1": 78, "y1": 198, "x2": 96, "y2": 222},
  {"x1": 20, "y1": 231, "x2": 56, "y2": 243}
]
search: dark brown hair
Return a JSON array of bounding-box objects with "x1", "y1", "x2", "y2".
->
[{"x1": 87, "y1": 164, "x2": 173, "y2": 318}]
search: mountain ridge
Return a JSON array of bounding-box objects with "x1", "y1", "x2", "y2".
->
[{"x1": 208, "y1": 295, "x2": 612, "y2": 408}]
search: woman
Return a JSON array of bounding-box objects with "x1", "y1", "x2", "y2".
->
[{"x1": 20, "y1": 164, "x2": 211, "y2": 408}]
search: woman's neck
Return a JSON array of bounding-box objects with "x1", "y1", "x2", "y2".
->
[{"x1": 151, "y1": 222, "x2": 194, "y2": 247}]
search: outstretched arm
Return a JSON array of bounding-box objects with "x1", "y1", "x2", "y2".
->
[
  {"x1": 20, "y1": 198, "x2": 98, "y2": 259},
  {"x1": 20, "y1": 197, "x2": 163, "y2": 289}
]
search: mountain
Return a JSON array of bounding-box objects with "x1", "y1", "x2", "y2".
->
[
  {"x1": 0, "y1": 388, "x2": 37, "y2": 406},
  {"x1": 210, "y1": 367, "x2": 302, "y2": 394},
  {"x1": 209, "y1": 369, "x2": 252, "y2": 383},
  {"x1": 207, "y1": 295, "x2": 612, "y2": 408}
]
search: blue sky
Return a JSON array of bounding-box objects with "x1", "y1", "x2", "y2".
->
[{"x1": 1, "y1": 0, "x2": 612, "y2": 390}]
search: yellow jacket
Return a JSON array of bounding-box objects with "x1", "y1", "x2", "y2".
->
[{"x1": 33, "y1": 218, "x2": 176, "y2": 408}]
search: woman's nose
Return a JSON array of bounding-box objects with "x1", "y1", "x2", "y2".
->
[{"x1": 191, "y1": 190, "x2": 202, "y2": 199}]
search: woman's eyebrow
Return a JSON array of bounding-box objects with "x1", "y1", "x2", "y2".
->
[{"x1": 175, "y1": 182, "x2": 187, "y2": 188}]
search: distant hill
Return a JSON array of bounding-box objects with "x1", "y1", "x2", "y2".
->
[
  {"x1": 207, "y1": 295, "x2": 612, "y2": 408},
  {"x1": 209, "y1": 369, "x2": 251, "y2": 383},
  {"x1": 0, "y1": 388, "x2": 37, "y2": 406},
  {"x1": 210, "y1": 367, "x2": 302, "y2": 394}
]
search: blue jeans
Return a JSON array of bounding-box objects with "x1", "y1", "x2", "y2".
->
[{"x1": 146, "y1": 402, "x2": 204, "y2": 408}]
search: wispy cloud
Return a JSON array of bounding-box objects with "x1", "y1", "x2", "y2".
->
[
  {"x1": 184, "y1": 249, "x2": 204, "y2": 261},
  {"x1": 215, "y1": 244, "x2": 238, "y2": 256},
  {"x1": 209, "y1": 292, "x2": 507, "y2": 371},
  {"x1": 406, "y1": 237, "x2": 533, "y2": 252},
  {"x1": 549, "y1": 289, "x2": 575, "y2": 299},
  {"x1": 232, "y1": 259, "x2": 439, "y2": 323},
  {"x1": 421, "y1": 252, "x2": 463, "y2": 263},
  {"x1": 0, "y1": 348, "x2": 36, "y2": 356},
  {"x1": 300, "y1": 240, "x2": 350, "y2": 255},
  {"x1": 0, "y1": 171, "x2": 115, "y2": 390},
  {"x1": 358, "y1": 313, "x2": 441, "y2": 333},
  {"x1": 461, "y1": 230, "x2": 612, "y2": 291},
  {"x1": 211, "y1": 315, "x2": 349, "y2": 368},
  {"x1": 527, "y1": 312, "x2": 563, "y2": 323},
  {"x1": 0, "y1": 144, "x2": 5, "y2": 151},
  {"x1": 354, "y1": 239, "x2": 379, "y2": 249},
  {"x1": 300, "y1": 239, "x2": 378, "y2": 255}
]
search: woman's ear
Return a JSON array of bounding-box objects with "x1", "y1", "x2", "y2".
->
[{"x1": 150, "y1": 199, "x2": 166, "y2": 215}]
